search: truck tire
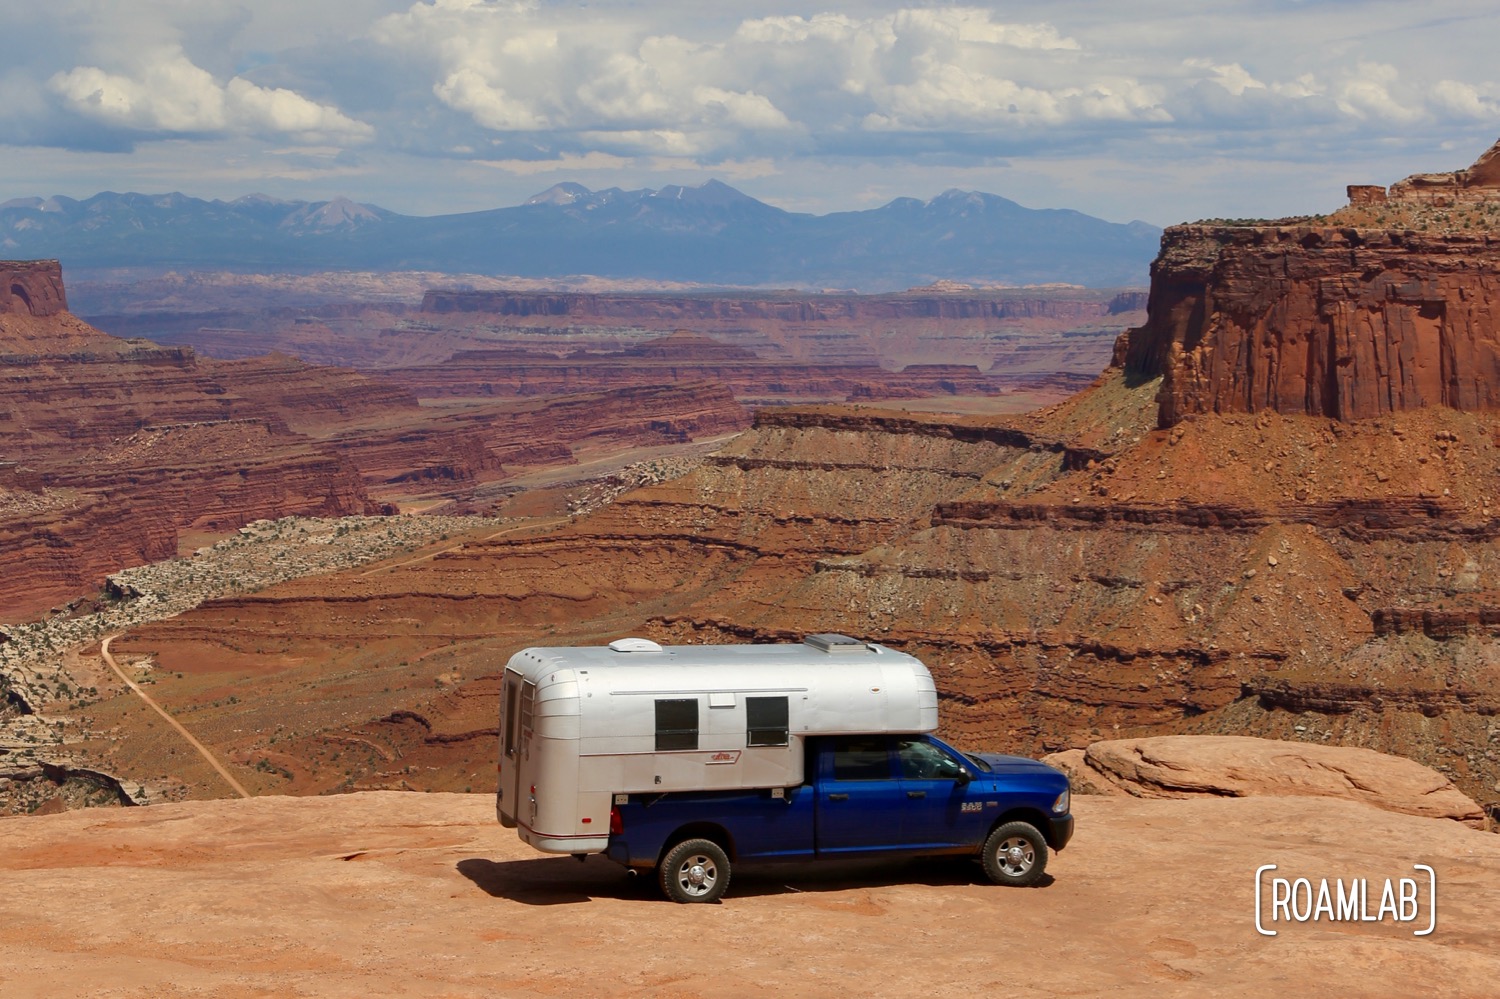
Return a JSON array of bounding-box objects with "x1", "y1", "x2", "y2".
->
[
  {"x1": 981, "y1": 821, "x2": 1047, "y2": 887},
  {"x1": 659, "y1": 838, "x2": 731, "y2": 903}
]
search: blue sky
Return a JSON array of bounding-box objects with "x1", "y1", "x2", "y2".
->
[{"x1": 2, "y1": 0, "x2": 1498, "y2": 225}]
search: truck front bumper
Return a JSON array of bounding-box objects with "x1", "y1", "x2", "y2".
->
[{"x1": 1047, "y1": 814, "x2": 1074, "y2": 851}]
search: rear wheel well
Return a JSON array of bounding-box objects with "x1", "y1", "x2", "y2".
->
[{"x1": 660, "y1": 823, "x2": 736, "y2": 863}]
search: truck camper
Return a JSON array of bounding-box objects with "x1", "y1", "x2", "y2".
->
[{"x1": 496, "y1": 634, "x2": 1073, "y2": 902}]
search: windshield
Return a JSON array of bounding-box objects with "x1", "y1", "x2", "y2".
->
[{"x1": 963, "y1": 753, "x2": 993, "y2": 773}]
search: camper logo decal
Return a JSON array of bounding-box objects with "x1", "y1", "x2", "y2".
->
[{"x1": 706, "y1": 751, "x2": 742, "y2": 765}]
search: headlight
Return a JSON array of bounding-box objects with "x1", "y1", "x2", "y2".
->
[{"x1": 1052, "y1": 786, "x2": 1070, "y2": 815}]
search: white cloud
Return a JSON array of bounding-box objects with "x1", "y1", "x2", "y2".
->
[
  {"x1": 50, "y1": 51, "x2": 227, "y2": 133},
  {"x1": 226, "y1": 79, "x2": 374, "y2": 138},
  {"x1": 1184, "y1": 60, "x2": 1267, "y2": 98},
  {"x1": 1429, "y1": 79, "x2": 1499, "y2": 120},
  {"x1": 369, "y1": 2, "x2": 1168, "y2": 153},
  {"x1": 49, "y1": 46, "x2": 372, "y2": 140},
  {"x1": 434, "y1": 66, "x2": 548, "y2": 130},
  {"x1": 1335, "y1": 62, "x2": 1422, "y2": 124}
]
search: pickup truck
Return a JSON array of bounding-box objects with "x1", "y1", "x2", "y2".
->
[{"x1": 606, "y1": 732, "x2": 1073, "y2": 902}]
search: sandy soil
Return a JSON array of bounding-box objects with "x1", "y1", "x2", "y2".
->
[{"x1": 0, "y1": 792, "x2": 1495, "y2": 998}]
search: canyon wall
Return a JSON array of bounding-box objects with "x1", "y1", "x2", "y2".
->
[
  {"x1": 384, "y1": 348, "x2": 1008, "y2": 403},
  {"x1": 1121, "y1": 226, "x2": 1500, "y2": 426},
  {"x1": 1120, "y1": 139, "x2": 1500, "y2": 428}
]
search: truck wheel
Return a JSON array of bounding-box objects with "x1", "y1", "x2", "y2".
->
[
  {"x1": 659, "y1": 838, "x2": 731, "y2": 903},
  {"x1": 981, "y1": 821, "x2": 1047, "y2": 887}
]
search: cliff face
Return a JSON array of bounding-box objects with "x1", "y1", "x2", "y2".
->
[
  {"x1": 1120, "y1": 138, "x2": 1500, "y2": 428},
  {"x1": 1, "y1": 260, "x2": 67, "y2": 317},
  {"x1": 1119, "y1": 226, "x2": 1500, "y2": 426}
]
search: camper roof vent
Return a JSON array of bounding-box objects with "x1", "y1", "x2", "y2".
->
[
  {"x1": 608, "y1": 637, "x2": 664, "y2": 653},
  {"x1": 803, "y1": 633, "x2": 872, "y2": 654}
]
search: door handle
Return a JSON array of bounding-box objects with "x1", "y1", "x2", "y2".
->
[
  {"x1": 828, "y1": 793, "x2": 849, "y2": 801},
  {"x1": 906, "y1": 790, "x2": 926, "y2": 799}
]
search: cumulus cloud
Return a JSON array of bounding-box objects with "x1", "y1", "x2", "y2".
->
[
  {"x1": 1335, "y1": 62, "x2": 1423, "y2": 124},
  {"x1": 1429, "y1": 79, "x2": 1500, "y2": 120},
  {"x1": 371, "y1": 3, "x2": 1172, "y2": 158},
  {"x1": 49, "y1": 46, "x2": 373, "y2": 140}
]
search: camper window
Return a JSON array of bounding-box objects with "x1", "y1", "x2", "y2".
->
[
  {"x1": 519, "y1": 681, "x2": 536, "y2": 736},
  {"x1": 503, "y1": 681, "x2": 520, "y2": 758},
  {"x1": 655, "y1": 698, "x2": 699, "y2": 751},
  {"x1": 745, "y1": 696, "x2": 789, "y2": 746}
]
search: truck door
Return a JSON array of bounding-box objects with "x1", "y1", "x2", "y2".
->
[
  {"x1": 815, "y1": 736, "x2": 907, "y2": 855},
  {"x1": 895, "y1": 736, "x2": 977, "y2": 850}
]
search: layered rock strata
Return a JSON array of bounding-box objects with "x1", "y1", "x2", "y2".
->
[
  {"x1": 419, "y1": 289, "x2": 1131, "y2": 323},
  {"x1": 1119, "y1": 226, "x2": 1500, "y2": 425},
  {"x1": 382, "y1": 332, "x2": 1011, "y2": 403}
]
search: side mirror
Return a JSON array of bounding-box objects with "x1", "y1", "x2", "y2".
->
[{"x1": 956, "y1": 766, "x2": 971, "y2": 785}]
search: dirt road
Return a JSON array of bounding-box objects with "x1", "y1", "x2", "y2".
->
[{"x1": 99, "y1": 634, "x2": 251, "y2": 799}]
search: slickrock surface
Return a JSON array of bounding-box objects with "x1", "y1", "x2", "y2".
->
[
  {"x1": 1045, "y1": 736, "x2": 1487, "y2": 827},
  {"x1": 0, "y1": 790, "x2": 1495, "y2": 998}
]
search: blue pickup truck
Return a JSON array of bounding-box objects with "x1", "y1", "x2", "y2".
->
[{"x1": 607, "y1": 732, "x2": 1073, "y2": 902}]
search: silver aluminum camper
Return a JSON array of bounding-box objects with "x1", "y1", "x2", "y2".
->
[{"x1": 496, "y1": 634, "x2": 938, "y2": 855}]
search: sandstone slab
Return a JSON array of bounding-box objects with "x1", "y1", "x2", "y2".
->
[{"x1": 1046, "y1": 735, "x2": 1487, "y2": 828}]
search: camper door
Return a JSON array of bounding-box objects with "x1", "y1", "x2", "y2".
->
[{"x1": 498, "y1": 670, "x2": 535, "y2": 827}]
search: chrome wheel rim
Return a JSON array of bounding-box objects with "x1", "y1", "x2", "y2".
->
[
  {"x1": 995, "y1": 837, "x2": 1035, "y2": 877},
  {"x1": 676, "y1": 854, "x2": 718, "y2": 896}
]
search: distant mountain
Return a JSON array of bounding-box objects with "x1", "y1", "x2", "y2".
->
[{"x1": 0, "y1": 182, "x2": 1160, "y2": 289}]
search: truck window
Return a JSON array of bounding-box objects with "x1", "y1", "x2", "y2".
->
[
  {"x1": 655, "y1": 698, "x2": 699, "y2": 751},
  {"x1": 745, "y1": 696, "x2": 789, "y2": 746},
  {"x1": 897, "y1": 738, "x2": 963, "y2": 779},
  {"x1": 832, "y1": 736, "x2": 892, "y2": 780}
]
